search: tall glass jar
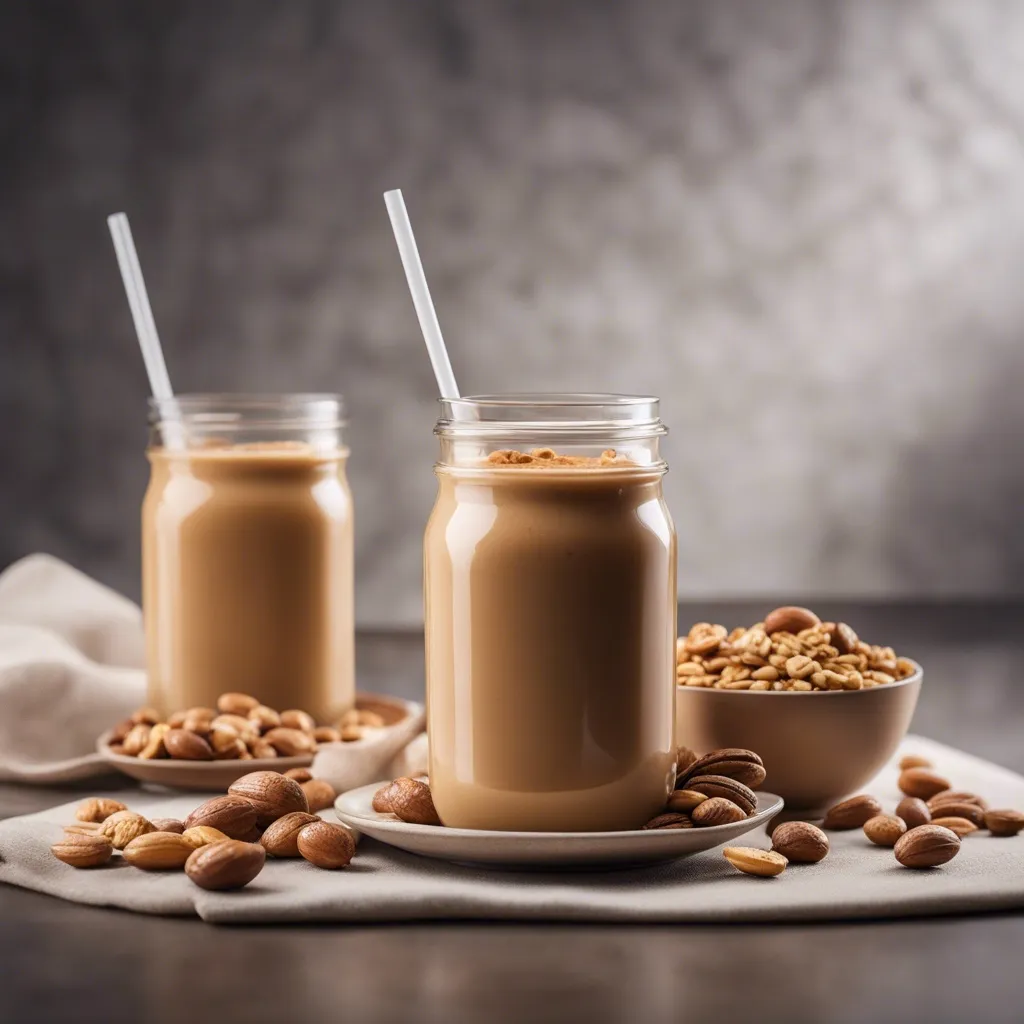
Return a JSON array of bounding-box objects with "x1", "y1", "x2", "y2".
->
[
  {"x1": 143, "y1": 394, "x2": 354, "y2": 724},
  {"x1": 424, "y1": 394, "x2": 677, "y2": 831}
]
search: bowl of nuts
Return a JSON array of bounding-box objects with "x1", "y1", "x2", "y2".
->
[
  {"x1": 98, "y1": 691, "x2": 418, "y2": 791},
  {"x1": 675, "y1": 606, "x2": 922, "y2": 811}
]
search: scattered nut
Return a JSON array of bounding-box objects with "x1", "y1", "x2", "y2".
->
[
  {"x1": 863, "y1": 814, "x2": 907, "y2": 847},
  {"x1": 101, "y1": 811, "x2": 155, "y2": 849},
  {"x1": 723, "y1": 846, "x2": 788, "y2": 877},
  {"x1": 925, "y1": 800, "x2": 985, "y2": 828},
  {"x1": 691, "y1": 797, "x2": 747, "y2": 827},
  {"x1": 260, "y1": 811, "x2": 320, "y2": 857},
  {"x1": 388, "y1": 778, "x2": 442, "y2": 825},
  {"x1": 181, "y1": 825, "x2": 231, "y2": 849},
  {"x1": 150, "y1": 818, "x2": 185, "y2": 835},
  {"x1": 985, "y1": 809, "x2": 1024, "y2": 837},
  {"x1": 184, "y1": 795, "x2": 258, "y2": 840},
  {"x1": 927, "y1": 791, "x2": 987, "y2": 812},
  {"x1": 164, "y1": 728, "x2": 214, "y2": 761},
  {"x1": 822, "y1": 794, "x2": 884, "y2": 830},
  {"x1": 771, "y1": 821, "x2": 829, "y2": 863},
  {"x1": 75, "y1": 798, "x2": 127, "y2": 823},
  {"x1": 51, "y1": 832, "x2": 113, "y2": 868},
  {"x1": 64, "y1": 822, "x2": 103, "y2": 836},
  {"x1": 894, "y1": 824, "x2": 961, "y2": 868},
  {"x1": 123, "y1": 831, "x2": 194, "y2": 870},
  {"x1": 898, "y1": 768, "x2": 951, "y2": 800},
  {"x1": 895, "y1": 797, "x2": 932, "y2": 829},
  {"x1": 372, "y1": 781, "x2": 397, "y2": 813},
  {"x1": 301, "y1": 779, "x2": 337, "y2": 813},
  {"x1": 899, "y1": 754, "x2": 933, "y2": 771},
  {"x1": 228, "y1": 771, "x2": 309, "y2": 827},
  {"x1": 296, "y1": 821, "x2": 356, "y2": 869},
  {"x1": 284, "y1": 767, "x2": 314, "y2": 783},
  {"x1": 185, "y1": 839, "x2": 266, "y2": 891},
  {"x1": 930, "y1": 816, "x2": 979, "y2": 838}
]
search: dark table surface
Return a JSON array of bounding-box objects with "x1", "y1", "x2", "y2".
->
[{"x1": 2, "y1": 602, "x2": 1023, "y2": 1024}]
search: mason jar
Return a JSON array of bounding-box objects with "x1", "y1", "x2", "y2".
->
[
  {"x1": 424, "y1": 394, "x2": 677, "y2": 831},
  {"x1": 142, "y1": 394, "x2": 354, "y2": 724}
]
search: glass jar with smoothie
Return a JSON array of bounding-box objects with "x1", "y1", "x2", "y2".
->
[
  {"x1": 143, "y1": 394, "x2": 354, "y2": 724},
  {"x1": 424, "y1": 394, "x2": 677, "y2": 832}
]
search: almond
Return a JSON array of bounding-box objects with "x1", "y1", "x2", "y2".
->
[
  {"x1": 723, "y1": 846, "x2": 788, "y2": 877},
  {"x1": 863, "y1": 814, "x2": 907, "y2": 847},
  {"x1": 121, "y1": 723, "x2": 152, "y2": 756},
  {"x1": 314, "y1": 726, "x2": 342, "y2": 744},
  {"x1": 249, "y1": 739, "x2": 278, "y2": 759},
  {"x1": 676, "y1": 748, "x2": 766, "y2": 790},
  {"x1": 284, "y1": 767, "x2": 314, "y2": 783},
  {"x1": 985, "y1": 809, "x2": 1024, "y2": 837},
  {"x1": 123, "y1": 831, "x2": 194, "y2": 870},
  {"x1": 130, "y1": 706, "x2": 162, "y2": 725},
  {"x1": 181, "y1": 826, "x2": 231, "y2": 849},
  {"x1": 212, "y1": 714, "x2": 259, "y2": 742},
  {"x1": 184, "y1": 795, "x2": 258, "y2": 840},
  {"x1": 691, "y1": 797, "x2": 747, "y2": 827},
  {"x1": 185, "y1": 839, "x2": 265, "y2": 890},
  {"x1": 925, "y1": 800, "x2": 985, "y2": 827},
  {"x1": 228, "y1": 770, "x2": 309, "y2": 827},
  {"x1": 262, "y1": 727, "x2": 316, "y2": 756},
  {"x1": 248, "y1": 705, "x2": 281, "y2": 732},
  {"x1": 388, "y1": 777, "x2": 442, "y2": 825},
  {"x1": 898, "y1": 753, "x2": 933, "y2": 771},
  {"x1": 680, "y1": 775, "x2": 757, "y2": 815},
  {"x1": 138, "y1": 723, "x2": 170, "y2": 760},
  {"x1": 372, "y1": 781, "x2": 398, "y2": 813},
  {"x1": 763, "y1": 606, "x2": 820, "y2": 636},
  {"x1": 666, "y1": 789, "x2": 708, "y2": 814},
  {"x1": 101, "y1": 811, "x2": 155, "y2": 849},
  {"x1": 280, "y1": 709, "x2": 316, "y2": 733},
  {"x1": 822, "y1": 794, "x2": 883, "y2": 830},
  {"x1": 894, "y1": 824, "x2": 961, "y2": 868},
  {"x1": 770, "y1": 821, "x2": 829, "y2": 863},
  {"x1": 898, "y1": 768, "x2": 951, "y2": 800},
  {"x1": 296, "y1": 821, "x2": 355, "y2": 869},
  {"x1": 151, "y1": 818, "x2": 185, "y2": 834},
  {"x1": 927, "y1": 791, "x2": 987, "y2": 811},
  {"x1": 217, "y1": 692, "x2": 259, "y2": 716},
  {"x1": 51, "y1": 832, "x2": 113, "y2": 868},
  {"x1": 643, "y1": 812, "x2": 693, "y2": 830},
  {"x1": 64, "y1": 823, "x2": 103, "y2": 836},
  {"x1": 895, "y1": 797, "x2": 932, "y2": 829},
  {"x1": 260, "y1": 811, "x2": 320, "y2": 857},
  {"x1": 930, "y1": 816, "x2": 978, "y2": 838},
  {"x1": 164, "y1": 728, "x2": 214, "y2": 761},
  {"x1": 832, "y1": 622, "x2": 859, "y2": 655},
  {"x1": 300, "y1": 779, "x2": 337, "y2": 813},
  {"x1": 75, "y1": 797, "x2": 127, "y2": 823},
  {"x1": 182, "y1": 707, "x2": 217, "y2": 735},
  {"x1": 109, "y1": 718, "x2": 135, "y2": 743}
]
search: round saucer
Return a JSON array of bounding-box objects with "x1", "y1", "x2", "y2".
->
[{"x1": 335, "y1": 784, "x2": 784, "y2": 869}]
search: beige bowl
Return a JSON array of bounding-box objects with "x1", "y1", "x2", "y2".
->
[{"x1": 675, "y1": 662, "x2": 922, "y2": 811}]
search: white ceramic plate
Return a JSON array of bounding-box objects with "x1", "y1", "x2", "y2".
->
[{"x1": 335, "y1": 784, "x2": 784, "y2": 869}]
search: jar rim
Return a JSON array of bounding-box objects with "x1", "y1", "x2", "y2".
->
[
  {"x1": 148, "y1": 393, "x2": 346, "y2": 428},
  {"x1": 436, "y1": 392, "x2": 665, "y2": 439}
]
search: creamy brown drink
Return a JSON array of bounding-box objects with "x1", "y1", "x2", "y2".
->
[
  {"x1": 142, "y1": 396, "x2": 354, "y2": 724},
  {"x1": 425, "y1": 397, "x2": 677, "y2": 832}
]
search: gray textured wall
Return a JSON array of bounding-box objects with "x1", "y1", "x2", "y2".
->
[{"x1": 2, "y1": 0, "x2": 1024, "y2": 625}]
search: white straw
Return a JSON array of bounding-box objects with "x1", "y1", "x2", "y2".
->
[
  {"x1": 107, "y1": 212, "x2": 184, "y2": 449},
  {"x1": 384, "y1": 189, "x2": 461, "y2": 401}
]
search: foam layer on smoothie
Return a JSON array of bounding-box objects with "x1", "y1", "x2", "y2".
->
[{"x1": 485, "y1": 447, "x2": 633, "y2": 468}]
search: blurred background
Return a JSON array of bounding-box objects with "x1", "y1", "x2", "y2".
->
[{"x1": 2, "y1": 0, "x2": 1023, "y2": 627}]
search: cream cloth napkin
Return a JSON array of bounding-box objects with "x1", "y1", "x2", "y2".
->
[
  {"x1": 1, "y1": 736, "x2": 1023, "y2": 924},
  {"x1": 0, "y1": 555, "x2": 426, "y2": 786}
]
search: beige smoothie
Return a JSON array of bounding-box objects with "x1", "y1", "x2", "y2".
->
[
  {"x1": 143, "y1": 442, "x2": 354, "y2": 723},
  {"x1": 425, "y1": 447, "x2": 677, "y2": 832}
]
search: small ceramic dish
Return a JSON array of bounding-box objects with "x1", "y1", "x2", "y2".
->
[
  {"x1": 676, "y1": 661, "x2": 922, "y2": 812},
  {"x1": 97, "y1": 692, "x2": 420, "y2": 792},
  {"x1": 335, "y1": 784, "x2": 784, "y2": 869}
]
